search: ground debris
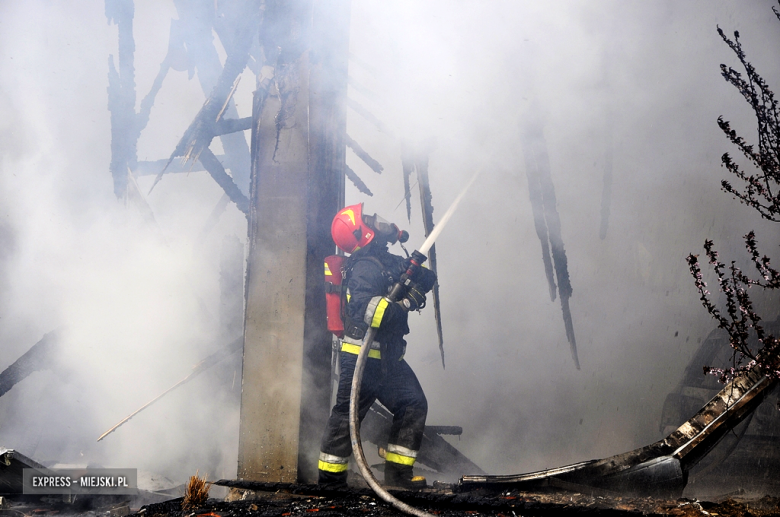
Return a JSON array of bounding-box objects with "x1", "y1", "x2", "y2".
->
[
  {"x1": 127, "y1": 484, "x2": 780, "y2": 517},
  {"x1": 182, "y1": 473, "x2": 211, "y2": 510}
]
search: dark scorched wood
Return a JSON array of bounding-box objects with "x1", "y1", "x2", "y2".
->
[
  {"x1": 460, "y1": 367, "x2": 776, "y2": 498},
  {"x1": 0, "y1": 331, "x2": 59, "y2": 399},
  {"x1": 360, "y1": 404, "x2": 484, "y2": 477},
  {"x1": 520, "y1": 108, "x2": 579, "y2": 370},
  {"x1": 149, "y1": 0, "x2": 260, "y2": 207},
  {"x1": 413, "y1": 151, "x2": 445, "y2": 368},
  {"x1": 131, "y1": 482, "x2": 780, "y2": 516},
  {"x1": 345, "y1": 133, "x2": 384, "y2": 174}
]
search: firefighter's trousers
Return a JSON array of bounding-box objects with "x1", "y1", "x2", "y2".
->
[{"x1": 318, "y1": 347, "x2": 428, "y2": 484}]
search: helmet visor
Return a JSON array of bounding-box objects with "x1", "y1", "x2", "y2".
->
[{"x1": 363, "y1": 213, "x2": 400, "y2": 244}]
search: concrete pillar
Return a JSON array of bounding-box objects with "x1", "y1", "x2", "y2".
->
[
  {"x1": 299, "y1": 0, "x2": 351, "y2": 483},
  {"x1": 238, "y1": 0, "x2": 349, "y2": 484}
]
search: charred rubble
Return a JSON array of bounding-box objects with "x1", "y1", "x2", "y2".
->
[
  {"x1": 660, "y1": 319, "x2": 780, "y2": 498},
  {"x1": 0, "y1": 331, "x2": 60, "y2": 399},
  {"x1": 130, "y1": 484, "x2": 780, "y2": 517},
  {"x1": 8, "y1": 2, "x2": 780, "y2": 516}
]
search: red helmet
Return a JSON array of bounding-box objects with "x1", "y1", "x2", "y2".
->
[{"x1": 331, "y1": 203, "x2": 375, "y2": 253}]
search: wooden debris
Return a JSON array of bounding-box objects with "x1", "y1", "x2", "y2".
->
[
  {"x1": 345, "y1": 134, "x2": 384, "y2": 174},
  {"x1": 97, "y1": 337, "x2": 243, "y2": 442},
  {"x1": 345, "y1": 165, "x2": 373, "y2": 196},
  {"x1": 182, "y1": 471, "x2": 211, "y2": 510},
  {"x1": 0, "y1": 331, "x2": 59, "y2": 399}
]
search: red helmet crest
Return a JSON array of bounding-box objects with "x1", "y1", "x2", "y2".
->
[{"x1": 331, "y1": 203, "x2": 374, "y2": 253}]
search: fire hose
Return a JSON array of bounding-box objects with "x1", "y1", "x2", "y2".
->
[{"x1": 348, "y1": 172, "x2": 480, "y2": 517}]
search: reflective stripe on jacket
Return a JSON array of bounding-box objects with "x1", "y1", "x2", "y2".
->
[
  {"x1": 344, "y1": 247, "x2": 409, "y2": 345},
  {"x1": 364, "y1": 296, "x2": 390, "y2": 328},
  {"x1": 340, "y1": 335, "x2": 382, "y2": 359}
]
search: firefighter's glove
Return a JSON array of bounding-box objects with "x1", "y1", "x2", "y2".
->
[
  {"x1": 412, "y1": 267, "x2": 437, "y2": 293},
  {"x1": 401, "y1": 258, "x2": 435, "y2": 292},
  {"x1": 399, "y1": 285, "x2": 426, "y2": 312}
]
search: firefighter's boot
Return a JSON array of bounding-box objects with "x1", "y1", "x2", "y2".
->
[
  {"x1": 384, "y1": 462, "x2": 427, "y2": 490},
  {"x1": 318, "y1": 452, "x2": 349, "y2": 489},
  {"x1": 317, "y1": 469, "x2": 348, "y2": 489}
]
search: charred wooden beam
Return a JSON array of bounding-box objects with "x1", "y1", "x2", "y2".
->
[
  {"x1": 174, "y1": 0, "x2": 256, "y2": 194},
  {"x1": 418, "y1": 428, "x2": 484, "y2": 476},
  {"x1": 151, "y1": 0, "x2": 260, "y2": 197},
  {"x1": 345, "y1": 165, "x2": 373, "y2": 196},
  {"x1": 0, "y1": 331, "x2": 59, "y2": 399},
  {"x1": 522, "y1": 127, "x2": 556, "y2": 302},
  {"x1": 413, "y1": 150, "x2": 445, "y2": 368},
  {"x1": 0, "y1": 448, "x2": 47, "y2": 495},
  {"x1": 401, "y1": 156, "x2": 414, "y2": 222},
  {"x1": 215, "y1": 117, "x2": 252, "y2": 136},
  {"x1": 347, "y1": 98, "x2": 392, "y2": 136},
  {"x1": 136, "y1": 54, "x2": 170, "y2": 139},
  {"x1": 521, "y1": 108, "x2": 579, "y2": 370},
  {"x1": 345, "y1": 134, "x2": 383, "y2": 174},
  {"x1": 106, "y1": 0, "x2": 171, "y2": 199},
  {"x1": 198, "y1": 147, "x2": 249, "y2": 215},
  {"x1": 106, "y1": 0, "x2": 137, "y2": 198},
  {"x1": 134, "y1": 157, "x2": 219, "y2": 176},
  {"x1": 149, "y1": 73, "x2": 243, "y2": 194},
  {"x1": 249, "y1": 64, "x2": 276, "y2": 161},
  {"x1": 460, "y1": 368, "x2": 777, "y2": 497},
  {"x1": 426, "y1": 426, "x2": 462, "y2": 436},
  {"x1": 361, "y1": 404, "x2": 484, "y2": 477}
]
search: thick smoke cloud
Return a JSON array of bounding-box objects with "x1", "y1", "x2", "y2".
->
[
  {"x1": 1, "y1": 0, "x2": 779, "y2": 489},
  {"x1": 346, "y1": 0, "x2": 780, "y2": 476},
  {"x1": 0, "y1": 0, "x2": 246, "y2": 483}
]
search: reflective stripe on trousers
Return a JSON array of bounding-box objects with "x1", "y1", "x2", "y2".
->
[
  {"x1": 341, "y1": 342, "x2": 381, "y2": 359},
  {"x1": 318, "y1": 350, "x2": 428, "y2": 475},
  {"x1": 318, "y1": 452, "x2": 349, "y2": 473},
  {"x1": 385, "y1": 443, "x2": 417, "y2": 466}
]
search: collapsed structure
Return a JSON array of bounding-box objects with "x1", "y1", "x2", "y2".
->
[{"x1": 4, "y1": 2, "x2": 780, "y2": 516}]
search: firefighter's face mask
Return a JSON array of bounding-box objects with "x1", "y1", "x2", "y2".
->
[{"x1": 362, "y1": 213, "x2": 407, "y2": 244}]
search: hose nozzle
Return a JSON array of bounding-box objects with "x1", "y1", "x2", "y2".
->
[{"x1": 387, "y1": 250, "x2": 428, "y2": 303}]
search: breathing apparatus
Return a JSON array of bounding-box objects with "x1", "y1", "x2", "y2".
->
[
  {"x1": 325, "y1": 204, "x2": 413, "y2": 339},
  {"x1": 331, "y1": 203, "x2": 408, "y2": 254},
  {"x1": 363, "y1": 212, "x2": 410, "y2": 248}
]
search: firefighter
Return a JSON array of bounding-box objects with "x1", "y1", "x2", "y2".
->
[{"x1": 318, "y1": 203, "x2": 436, "y2": 489}]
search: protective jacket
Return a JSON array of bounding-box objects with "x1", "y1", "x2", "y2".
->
[
  {"x1": 318, "y1": 242, "x2": 435, "y2": 487},
  {"x1": 342, "y1": 246, "x2": 409, "y2": 361}
]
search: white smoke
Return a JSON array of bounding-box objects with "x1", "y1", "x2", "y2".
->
[{"x1": 1, "y1": 0, "x2": 780, "y2": 490}]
